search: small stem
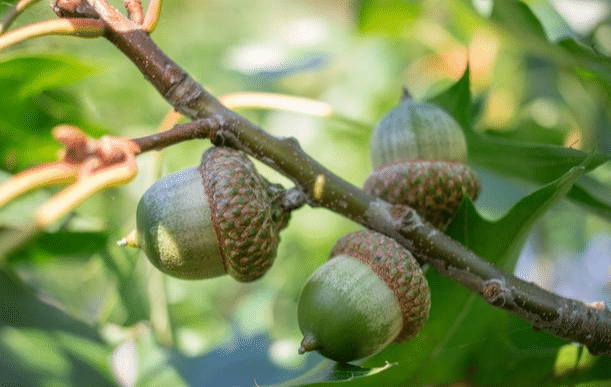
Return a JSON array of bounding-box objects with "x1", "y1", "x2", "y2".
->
[
  {"x1": 142, "y1": 0, "x2": 162, "y2": 32},
  {"x1": 0, "y1": 18, "x2": 104, "y2": 50},
  {"x1": 0, "y1": 162, "x2": 78, "y2": 207},
  {"x1": 0, "y1": 0, "x2": 42, "y2": 34},
  {"x1": 123, "y1": 0, "x2": 143, "y2": 25},
  {"x1": 131, "y1": 117, "x2": 220, "y2": 153},
  {"x1": 219, "y1": 92, "x2": 334, "y2": 117}
]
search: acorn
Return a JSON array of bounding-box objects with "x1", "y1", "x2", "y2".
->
[
  {"x1": 364, "y1": 95, "x2": 480, "y2": 229},
  {"x1": 123, "y1": 147, "x2": 289, "y2": 282},
  {"x1": 297, "y1": 230, "x2": 431, "y2": 363}
]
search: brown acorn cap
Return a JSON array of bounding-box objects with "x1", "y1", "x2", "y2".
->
[
  {"x1": 199, "y1": 147, "x2": 286, "y2": 282},
  {"x1": 364, "y1": 161, "x2": 479, "y2": 229},
  {"x1": 330, "y1": 230, "x2": 431, "y2": 342}
]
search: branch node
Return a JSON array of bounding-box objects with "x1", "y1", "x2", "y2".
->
[
  {"x1": 482, "y1": 278, "x2": 513, "y2": 307},
  {"x1": 52, "y1": 0, "x2": 98, "y2": 18},
  {"x1": 124, "y1": 0, "x2": 144, "y2": 25},
  {"x1": 280, "y1": 186, "x2": 307, "y2": 212}
]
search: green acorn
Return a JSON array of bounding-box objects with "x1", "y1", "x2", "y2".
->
[
  {"x1": 123, "y1": 147, "x2": 289, "y2": 282},
  {"x1": 297, "y1": 230, "x2": 431, "y2": 363},
  {"x1": 364, "y1": 95, "x2": 480, "y2": 229}
]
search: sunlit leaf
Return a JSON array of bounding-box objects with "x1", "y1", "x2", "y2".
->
[
  {"x1": 356, "y1": 0, "x2": 421, "y2": 36},
  {"x1": 268, "y1": 360, "x2": 394, "y2": 386},
  {"x1": 0, "y1": 56, "x2": 105, "y2": 171},
  {"x1": 488, "y1": 0, "x2": 611, "y2": 92},
  {"x1": 0, "y1": 56, "x2": 94, "y2": 100},
  {"x1": 128, "y1": 326, "x2": 188, "y2": 387}
]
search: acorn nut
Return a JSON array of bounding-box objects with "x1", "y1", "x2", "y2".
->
[
  {"x1": 364, "y1": 95, "x2": 480, "y2": 229},
  {"x1": 124, "y1": 147, "x2": 289, "y2": 281},
  {"x1": 297, "y1": 230, "x2": 431, "y2": 363}
]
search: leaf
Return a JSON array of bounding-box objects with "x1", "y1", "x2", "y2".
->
[
  {"x1": 446, "y1": 165, "x2": 585, "y2": 269},
  {"x1": 524, "y1": 0, "x2": 574, "y2": 43},
  {"x1": 428, "y1": 66, "x2": 471, "y2": 131},
  {"x1": 269, "y1": 360, "x2": 394, "y2": 387},
  {"x1": 55, "y1": 331, "x2": 114, "y2": 382},
  {"x1": 128, "y1": 327, "x2": 190, "y2": 387},
  {"x1": 0, "y1": 55, "x2": 105, "y2": 170},
  {"x1": 468, "y1": 133, "x2": 610, "y2": 184},
  {"x1": 355, "y1": 0, "x2": 421, "y2": 36},
  {"x1": 489, "y1": 0, "x2": 611, "y2": 93},
  {"x1": 0, "y1": 270, "x2": 114, "y2": 386},
  {"x1": 0, "y1": 56, "x2": 94, "y2": 100},
  {"x1": 35, "y1": 231, "x2": 109, "y2": 256},
  {"x1": 2, "y1": 226, "x2": 109, "y2": 263},
  {"x1": 567, "y1": 184, "x2": 611, "y2": 221},
  {"x1": 428, "y1": 68, "x2": 611, "y2": 218},
  {"x1": 492, "y1": 0, "x2": 547, "y2": 40}
]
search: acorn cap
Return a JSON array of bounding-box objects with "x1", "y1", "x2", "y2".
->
[
  {"x1": 330, "y1": 230, "x2": 431, "y2": 342},
  {"x1": 364, "y1": 161, "x2": 480, "y2": 229},
  {"x1": 199, "y1": 147, "x2": 284, "y2": 282}
]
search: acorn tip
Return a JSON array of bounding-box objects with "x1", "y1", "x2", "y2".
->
[
  {"x1": 298, "y1": 334, "x2": 318, "y2": 355},
  {"x1": 118, "y1": 229, "x2": 140, "y2": 248}
]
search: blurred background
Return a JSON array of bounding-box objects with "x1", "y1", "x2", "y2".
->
[{"x1": 1, "y1": 0, "x2": 611, "y2": 386}]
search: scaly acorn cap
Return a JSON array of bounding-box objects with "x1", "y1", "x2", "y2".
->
[
  {"x1": 298, "y1": 230, "x2": 431, "y2": 362},
  {"x1": 364, "y1": 161, "x2": 479, "y2": 229},
  {"x1": 132, "y1": 147, "x2": 288, "y2": 281},
  {"x1": 200, "y1": 147, "x2": 287, "y2": 281}
]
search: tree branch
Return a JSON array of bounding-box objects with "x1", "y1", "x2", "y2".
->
[{"x1": 68, "y1": 0, "x2": 611, "y2": 355}]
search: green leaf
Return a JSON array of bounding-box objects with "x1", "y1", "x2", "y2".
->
[
  {"x1": 492, "y1": 0, "x2": 547, "y2": 40},
  {"x1": 0, "y1": 55, "x2": 105, "y2": 170},
  {"x1": 0, "y1": 269, "x2": 115, "y2": 386},
  {"x1": 0, "y1": 326, "x2": 72, "y2": 376},
  {"x1": 356, "y1": 0, "x2": 421, "y2": 36},
  {"x1": 428, "y1": 68, "x2": 611, "y2": 219},
  {"x1": 130, "y1": 327, "x2": 188, "y2": 387},
  {"x1": 35, "y1": 231, "x2": 109, "y2": 256},
  {"x1": 468, "y1": 132, "x2": 610, "y2": 184},
  {"x1": 524, "y1": 0, "x2": 574, "y2": 42},
  {"x1": 488, "y1": 0, "x2": 611, "y2": 93},
  {"x1": 446, "y1": 165, "x2": 585, "y2": 269},
  {"x1": 567, "y1": 184, "x2": 611, "y2": 221},
  {"x1": 268, "y1": 360, "x2": 394, "y2": 386},
  {"x1": 55, "y1": 331, "x2": 114, "y2": 382},
  {"x1": 0, "y1": 56, "x2": 94, "y2": 100},
  {"x1": 428, "y1": 66, "x2": 472, "y2": 131}
]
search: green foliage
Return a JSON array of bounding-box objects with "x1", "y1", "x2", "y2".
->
[
  {"x1": 2, "y1": 0, "x2": 611, "y2": 386},
  {"x1": 0, "y1": 56, "x2": 105, "y2": 170}
]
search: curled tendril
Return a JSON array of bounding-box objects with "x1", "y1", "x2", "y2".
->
[
  {"x1": 0, "y1": 0, "x2": 163, "y2": 51},
  {"x1": 0, "y1": 125, "x2": 139, "y2": 229}
]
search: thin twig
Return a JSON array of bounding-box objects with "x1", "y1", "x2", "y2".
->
[
  {"x1": 0, "y1": 18, "x2": 104, "y2": 50},
  {"x1": 52, "y1": 0, "x2": 611, "y2": 354},
  {"x1": 219, "y1": 92, "x2": 334, "y2": 117},
  {"x1": 0, "y1": 163, "x2": 78, "y2": 207},
  {"x1": 142, "y1": 0, "x2": 162, "y2": 32},
  {"x1": 132, "y1": 117, "x2": 220, "y2": 153},
  {"x1": 124, "y1": 0, "x2": 144, "y2": 25},
  {"x1": 35, "y1": 152, "x2": 137, "y2": 227},
  {"x1": 0, "y1": 0, "x2": 42, "y2": 34}
]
